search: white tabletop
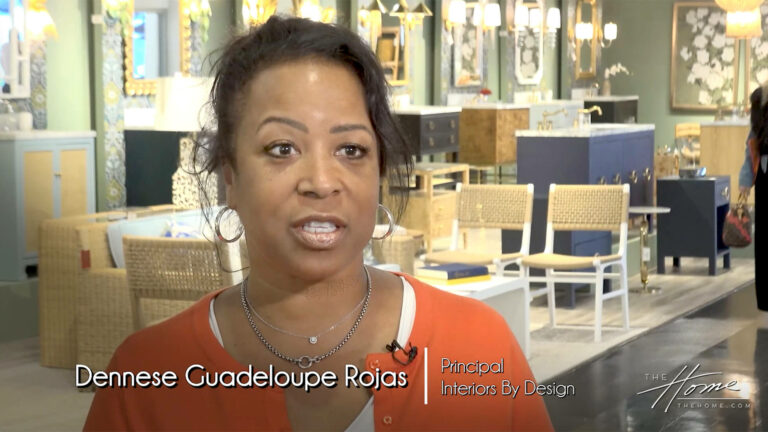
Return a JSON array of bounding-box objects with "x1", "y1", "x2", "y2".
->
[
  {"x1": 425, "y1": 276, "x2": 526, "y2": 301},
  {"x1": 629, "y1": 206, "x2": 671, "y2": 215}
]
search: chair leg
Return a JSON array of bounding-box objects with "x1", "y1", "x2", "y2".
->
[
  {"x1": 620, "y1": 262, "x2": 630, "y2": 330},
  {"x1": 546, "y1": 268, "x2": 556, "y2": 327},
  {"x1": 594, "y1": 267, "x2": 604, "y2": 343},
  {"x1": 523, "y1": 265, "x2": 531, "y2": 359}
]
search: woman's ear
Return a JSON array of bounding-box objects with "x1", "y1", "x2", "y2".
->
[{"x1": 223, "y1": 163, "x2": 237, "y2": 210}]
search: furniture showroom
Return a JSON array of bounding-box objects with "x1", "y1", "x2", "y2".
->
[{"x1": 0, "y1": 0, "x2": 765, "y2": 430}]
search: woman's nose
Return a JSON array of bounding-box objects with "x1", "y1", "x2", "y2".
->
[{"x1": 296, "y1": 153, "x2": 342, "y2": 198}]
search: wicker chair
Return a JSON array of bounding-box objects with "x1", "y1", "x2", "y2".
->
[
  {"x1": 423, "y1": 183, "x2": 534, "y2": 277},
  {"x1": 38, "y1": 206, "x2": 177, "y2": 368},
  {"x1": 123, "y1": 235, "x2": 230, "y2": 330},
  {"x1": 521, "y1": 184, "x2": 630, "y2": 343}
]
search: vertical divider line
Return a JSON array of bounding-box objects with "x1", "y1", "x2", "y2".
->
[{"x1": 424, "y1": 347, "x2": 428, "y2": 404}]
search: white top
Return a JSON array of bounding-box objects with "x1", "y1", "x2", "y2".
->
[
  {"x1": 516, "y1": 123, "x2": 655, "y2": 138},
  {"x1": 392, "y1": 105, "x2": 462, "y2": 115},
  {"x1": 583, "y1": 95, "x2": 639, "y2": 102},
  {"x1": 0, "y1": 130, "x2": 96, "y2": 140},
  {"x1": 628, "y1": 206, "x2": 671, "y2": 215},
  {"x1": 209, "y1": 276, "x2": 416, "y2": 432}
]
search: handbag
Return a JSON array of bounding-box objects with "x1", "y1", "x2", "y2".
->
[{"x1": 722, "y1": 193, "x2": 752, "y2": 248}]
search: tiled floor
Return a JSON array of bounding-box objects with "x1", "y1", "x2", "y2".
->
[{"x1": 544, "y1": 283, "x2": 768, "y2": 432}]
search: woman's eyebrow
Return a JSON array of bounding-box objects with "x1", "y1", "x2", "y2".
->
[
  {"x1": 329, "y1": 124, "x2": 375, "y2": 140},
  {"x1": 257, "y1": 116, "x2": 308, "y2": 133}
]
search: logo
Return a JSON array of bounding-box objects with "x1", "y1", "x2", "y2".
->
[{"x1": 637, "y1": 364, "x2": 750, "y2": 412}]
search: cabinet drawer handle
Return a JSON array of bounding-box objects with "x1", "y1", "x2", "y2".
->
[
  {"x1": 54, "y1": 172, "x2": 62, "y2": 177},
  {"x1": 628, "y1": 170, "x2": 638, "y2": 184},
  {"x1": 598, "y1": 176, "x2": 607, "y2": 185},
  {"x1": 613, "y1": 173, "x2": 622, "y2": 184},
  {"x1": 428, "y1": 137, "x2": 435, "y2": 147},
  {"x1": 450, "y1": 135, "x2": 455, "y2": 144},
  {"x1": 721, "y1": 186, "x2": 730, "y2": 200},
  {"x1": 643, "y1": 167, "x2": 652, "y2": 182},
  {"x1": 428, "y1": 121, "x2": 436, "y2": 131},
  {"x1": 450, "y1": 119, "x2": 456, "y2": 129}
]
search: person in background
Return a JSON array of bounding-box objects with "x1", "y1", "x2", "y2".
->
[{"x1": 741, "y1": 86, "x2": 768, "y2": 313}]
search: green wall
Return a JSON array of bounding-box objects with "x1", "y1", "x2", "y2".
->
[
  {"x1": 46, "y1": 0, "x2": 93, "y2": 131},
  {"x1": 601, "y1": 0, "x2": 721, "y2": 148}
]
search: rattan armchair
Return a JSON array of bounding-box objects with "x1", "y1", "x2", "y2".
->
[
  {"x1": 123, "y1": 235, "x2": 231, "y2": 330},
  {"x1": 521, "y1": 184, "x2": 630, "y2": 343},
  {"x1": 423, "y1": 183, "x2": 534, "y2": 277},
  {"x1": 38, "y1": 205, "x2": 177, "y2": 368}
]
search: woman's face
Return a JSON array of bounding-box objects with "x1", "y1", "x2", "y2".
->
[{"x1": 224, "y1": 60, "x2": 380, "y2": 281}]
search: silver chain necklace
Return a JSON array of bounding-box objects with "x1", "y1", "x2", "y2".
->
[
  {"x1": 245, "y1": 277, "x2": 367, "y2": 344},
  {"x1": 240, "y1": 266, "x2": 372, "y2": 369}
]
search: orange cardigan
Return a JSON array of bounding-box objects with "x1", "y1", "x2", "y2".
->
[{"x1": 84, "y1": 275, "x2": 553, "y2": 431}]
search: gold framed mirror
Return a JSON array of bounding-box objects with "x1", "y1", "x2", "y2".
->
[
  {"x1": 574, "y1": 0, "x2": 597, "y2": 79},
  {"x1": 123, "y1": 0, "x2": 193, "y2": 96}
]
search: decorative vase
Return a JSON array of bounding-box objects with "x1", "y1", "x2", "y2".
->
[{"x1": 601, "y1": 79, "x2": 611, "y2": 96}]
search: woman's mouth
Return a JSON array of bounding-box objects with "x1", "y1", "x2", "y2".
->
[{"x1": 293, "y1": 220, "x2": 345, "y2": 249}]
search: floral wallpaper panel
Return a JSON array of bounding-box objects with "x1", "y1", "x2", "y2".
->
[
  {"x1": 671, "y1": 3, "x2": 737, "y2": 110},
  {"x1": 453, "y1": 7, "x2": 483, "y2": 87}
]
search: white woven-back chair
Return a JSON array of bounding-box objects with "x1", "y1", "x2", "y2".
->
[
  {"x1": 423, "y1": 183, "x2": 534, "y2": 277},
  {"x1": 123, "y1": 236, "x2": 230, "y2": 330},
  {"x1": 521, "y1": 184, "x2": 630, "y2": 343}
]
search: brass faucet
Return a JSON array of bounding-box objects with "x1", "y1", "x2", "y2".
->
[
  {"x1": 574, "y1": 105, "x2": 603, "y2": 128},
  {"x1": 538, "y1": 108, "x2": 567, "y2": 130},
  {"x1": 579, "y1": 105, "x2": 603, "y2": 116}
]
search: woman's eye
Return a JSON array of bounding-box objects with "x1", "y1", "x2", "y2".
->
[
  {"x1": 336, "y1": 144, "x2": 368, "y2": 159},
  {"x1": 265, "y1": 142, "x2": 297, "y2": 157}
]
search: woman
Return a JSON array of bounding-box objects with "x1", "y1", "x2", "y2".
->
[
  {"x1": 741, "y1": 87, "x2": 768, "y2": 312},
  {"x1": 85, "y1": 17, "x2": 551, "y2": 431}
]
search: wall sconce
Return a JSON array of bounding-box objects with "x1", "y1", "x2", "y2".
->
[
  {"x1": 242, "y1": 0, "x2": 277, "y2": 26},
  {"x1": 472, "y1": 2, "x2": 501, "y2": 32},
  {"x1": 509, "y1": 3, "x2": 560, "y2": 48},
  {"x1": 293, "y1": 0, "x2": 336, "y2": 23},
  {"x1": 600, "y1": 22, "x2": 617, "y2": 47},
  {"x1": 445, "y1": 0, "x2": 467, "y2": 31},
  {"x1": 359, "y1": 0, "x2": 388, "y2": 48},
  {"x1": 390, "y1": 0, "x2": 432, "y2": 32},
  {"x1": 725, "y1": 8, "x2": 762, "y2": 38},
  {"x1": 571, "y1": 21, "x2": 617, "y2": 47},
  {"x1": 28, "y1": 0, "x2": 57, "y2": 40}
]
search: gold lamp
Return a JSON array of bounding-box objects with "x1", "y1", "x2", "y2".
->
[
  {"x1": 726, "y1": 8, "x2": 762, "y2": 38},
  {"x1": 28, "y1": 0, "x2": 57, "y2": 39},
  {"x1": 242, "y1": 0, "x2": 278, "y2": 26},
  {"x1": 293, "y1": 0, "x2": 336, "y2": 23},
  {"x1": 359, "y1": 0, "x2": 388, "y2": 48},
  {"x1": 715, "y1": 0, "x2": 762, "y2": 12}
]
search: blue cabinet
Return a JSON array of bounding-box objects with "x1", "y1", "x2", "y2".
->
[{"x1": 504, "y1": 126, "x2": 654, "y2": 306}]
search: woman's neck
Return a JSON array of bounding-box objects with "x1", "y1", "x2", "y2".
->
[{"x1": 244, "y1": 262, "x2": 369, "y2": 327}]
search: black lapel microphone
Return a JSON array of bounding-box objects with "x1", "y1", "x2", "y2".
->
[{"x1": 386, "y1": 339, "x2": 418, "y2": 365}]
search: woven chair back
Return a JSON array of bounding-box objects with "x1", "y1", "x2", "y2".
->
[
  {"x1": 547, "y1": 184, "x2": 629, "y2": 231},
  {"x1": 124, "y1": 236, "x2": 226, "y2": 302},
  {"x1": 457, "y1": 184, "x2": 533, "y2": 230}
]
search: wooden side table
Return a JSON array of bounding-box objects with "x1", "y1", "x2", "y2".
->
[{"x1": 385, "y1": 163, "x2": 469, "y2": 253}]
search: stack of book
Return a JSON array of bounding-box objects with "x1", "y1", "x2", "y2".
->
[{"x1": 415, "y1": 263, "x2": 490, "y2": 285}]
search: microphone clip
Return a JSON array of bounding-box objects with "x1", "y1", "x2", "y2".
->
[{"x1": 386, "y1": 339, "x2": 418, "y2": 366}]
